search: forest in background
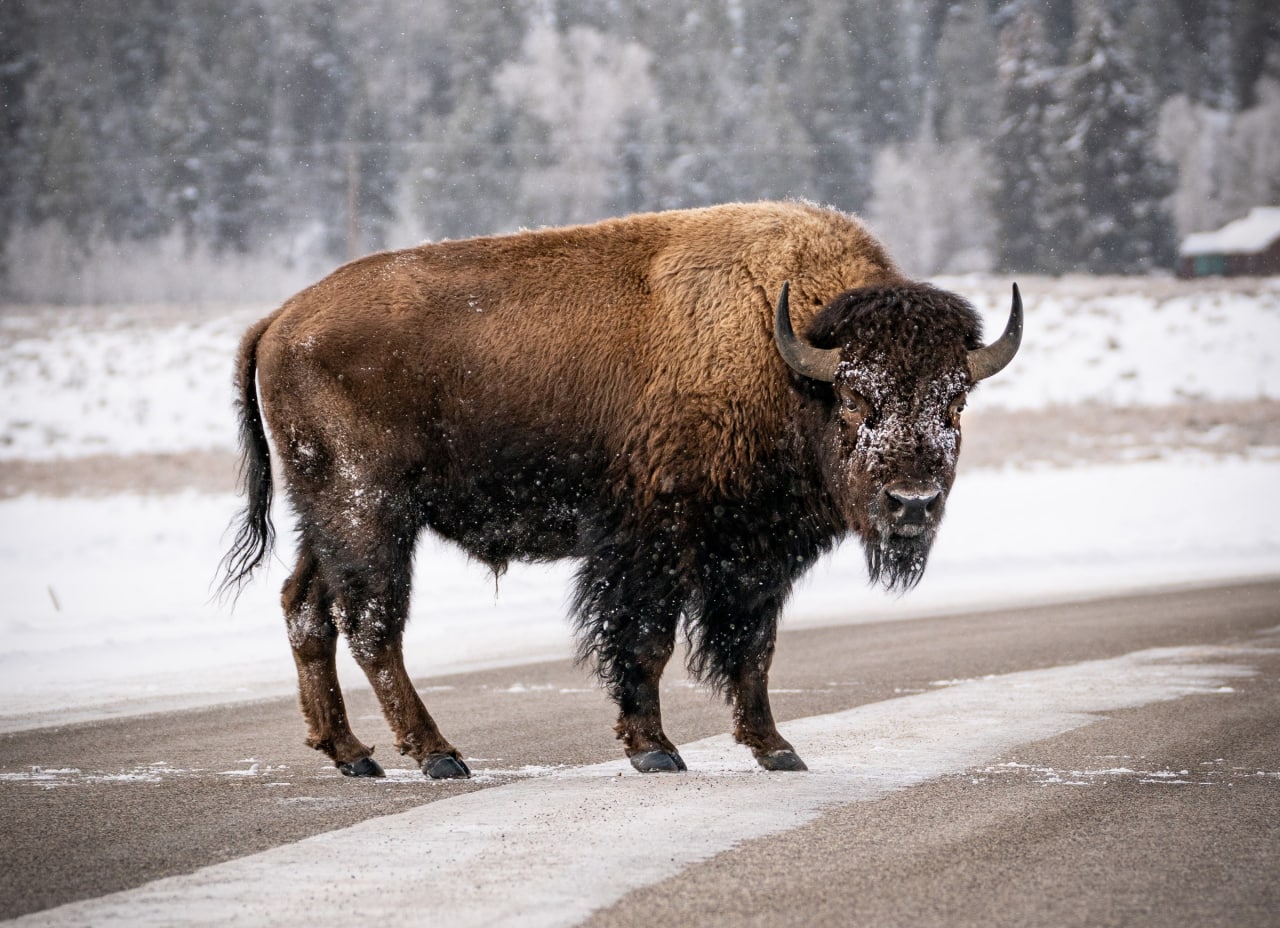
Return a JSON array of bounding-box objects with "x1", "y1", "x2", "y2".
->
[{"x1": 1, "y1": 0, "x2": 1278, "y2": 304}]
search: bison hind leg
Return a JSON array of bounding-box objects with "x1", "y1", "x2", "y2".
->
[{"x1": 282, "y1": 544, "x2": 381, "y2": 774}]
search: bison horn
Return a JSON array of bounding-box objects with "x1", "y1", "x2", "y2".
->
[
  {"x1": 967, "y1": 283, "x2": 1024, "y2": 382},
  {"x1": 774, "y1": 281, "x2": 841, "y2": 382}
]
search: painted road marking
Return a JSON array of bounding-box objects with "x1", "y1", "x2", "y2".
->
[{"x1": 6, "y1": 644, "x2": 1262, "y2": 928}]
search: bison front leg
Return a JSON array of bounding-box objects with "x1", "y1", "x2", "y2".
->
[
  {"x1": 695, "y1": 570, "x2": 808, "y2": 772},
  {"x1": 728, "y1": 648, "x2": 807, "y2": 772},
  {"x1": 574, "y1": 547, "x2": 686, "y2": 773}
]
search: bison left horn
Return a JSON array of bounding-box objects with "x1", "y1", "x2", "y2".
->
[
  {"x1": 967, "y1": 282, "x2": 1024, "y2": 382},
  {"x1": 774, "y1": 281, "x2": 841, "y2": 382}
]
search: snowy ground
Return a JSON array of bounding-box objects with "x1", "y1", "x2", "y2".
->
[{"x1": 0, "y1": 275, "x2": 1277, "y2": 732}]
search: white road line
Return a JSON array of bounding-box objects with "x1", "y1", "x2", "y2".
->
[{"x1": 6, "y1": 644, "x2": 1263, "y2": 928}]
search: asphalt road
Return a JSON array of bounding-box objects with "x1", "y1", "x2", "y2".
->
[{"x1": 2, "y1": 579, "x2": 1278, "y2": 927}]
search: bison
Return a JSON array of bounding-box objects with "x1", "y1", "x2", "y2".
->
[{"x1": 221, "y1": 200, "x2": 1021, "y2": 778}]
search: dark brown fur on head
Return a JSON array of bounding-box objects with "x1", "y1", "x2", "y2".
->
[{"x1": 804, "y1": 284, "x2": 985, "y2": 592}]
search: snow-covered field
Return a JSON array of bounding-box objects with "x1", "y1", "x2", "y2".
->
[{"x1": 0, "y1": 275, "x2": 1278, "y2": 732}]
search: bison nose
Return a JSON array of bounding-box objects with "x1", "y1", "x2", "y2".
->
[{"x1": 884, "y1": 487, "x2": 942, "y2": 534}]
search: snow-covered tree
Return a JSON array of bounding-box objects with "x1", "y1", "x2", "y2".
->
[
  {"x1": 932, "y1": 0, "x2": 998, "y2": 144},
  {"x1": 150, "y1": 1, "x2": 274, "y2": 254},
  {"x1": 1041, "y1": 0, "x2": 1175, "y2": 273},
  {"x1": 0, "y1": 0, "x2": 38, "y2": 291},
  {"x1": 993, "y1": 3, "x2": 1056, "y2": 272},
  {"x1": 789, "y1": 0, "x2": 875, "y2": 211},
  {"x1": 1158, "y1": 75, "x2": 1280, "y2": 239},
  {"x1": 1197, "y1": 0, "x2": 1240, "y2": 112},
  {"x1": 646, "y1": 1, "x2": 752, "y2": 209},
  {"x1": 416, "y1": 83, "x2": 520, "y2": 239},
  {"x1": 494, "y1": 21, "x2": 661, "y2": 226},
  {"x1": 732, "y1": 57, "x2": 816, "y2": 203},
  {"x1": 1124, "y1": 0, "x2": 1193, "y2": 102},
  {"x1": 3, "y1": 0, "x2": 1279, "y2": 303},
  {"x1": 868, "y1": 133, "x2": 996, "y2": 276}
]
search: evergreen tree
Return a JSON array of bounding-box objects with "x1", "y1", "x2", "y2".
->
[
  {"x1": 1041, "y1": 0, "x2": 1175, "y2": 273},
  {"x1": 993, "y1": 3, "x2": 1056, "y2": 272},
  {"x1": 150, "y1": 1, "x2": 273, "y2": 253},
  {"x1": 18, "y1": 0, "x2": 174, "y2": 251},
  {"x1": 1233, "y1": 0, "x2": 1280, "y2": 109},
  {"x1": 418, "y1": 83, "x2": 520, "y2": 239},
  {"x1": 734, "y1": 57, "x2": 816, "y2": 203},
  {"x1": 1125, "y1": 0, "x2": 1194, "y2": 103},
  {"x1": 344, "y1": 99, "x2": 397, "y2": 254},
  {"x1": 0, "y1": 0, "x2": 38, "y2": 290},
  {"x1": 932, "y1": 0, "x2": 998, "y2": 143},
  {"x1": 269, "y1": 0, "x2": 359, "y2": 261},
  {"x1": 409, "y1": 1, "x2": 526, "y2": 239},
  {"x1": 494, "y1": 21, "x2": 661, "y2": 226},
  {"x1": 790, "y1": 0, "x2": 874, "y2": 211},
  {"x1": 1197, "y1": 0, "x2": 1240, "y2": 112},
  {"x1": 645, "y1": 2, "x2": 748, "y2": 209}
]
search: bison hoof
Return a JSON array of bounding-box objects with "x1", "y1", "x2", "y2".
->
[
  {"x1": 339, "y1": 756, "x2": 386, "y2": 778},
  {"x1": 422, "y1": 753, "x2": 472, "y2": 779},
  {"x1": 757, "y1": 749, "x2": 808, "y2": 772},
  {"x1": 630, "y1": 750, "x2": 688, "y2": 773}
]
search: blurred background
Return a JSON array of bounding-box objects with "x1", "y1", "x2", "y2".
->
[{"x1": 1, "y1": 0, "x2": 1277, "y2": 305}]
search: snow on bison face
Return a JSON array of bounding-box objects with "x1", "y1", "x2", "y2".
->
[{"x1": 775, "y1": 281, "x2": 1022, "y2": 592}]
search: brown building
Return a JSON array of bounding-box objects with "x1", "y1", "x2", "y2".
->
[{"x1": 1177, "y1": 207, "x2": 1280, "y2": 278}]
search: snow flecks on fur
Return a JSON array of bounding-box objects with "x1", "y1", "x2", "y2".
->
[
  {"x1": 840, "y1": 357, "x2": 966, "y2": 474},
  {"x1": 286, "y1": 601, "x2": 325, "y2": 651},
  {"x1": 831, "y1": 355, "x2": 969, "y2": 594}
]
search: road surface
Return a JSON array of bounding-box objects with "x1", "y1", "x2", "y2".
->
[{"x1": 2, "y1": 579, "x2": 1277, "y2": 927}]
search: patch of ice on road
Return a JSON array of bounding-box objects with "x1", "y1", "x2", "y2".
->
[
  {"x1": 973, "y1": 753, "x2": 1280, "y2": 787},
  {"x1": 0, "y1": 762, "x2": 197, "y2": 789}
]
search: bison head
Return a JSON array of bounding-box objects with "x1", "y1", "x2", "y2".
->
[{"x1": 776, "y1": 281, "x2": 1022, "y2": 592}]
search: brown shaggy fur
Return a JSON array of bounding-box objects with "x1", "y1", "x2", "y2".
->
[{"x1": 222, "y1": 201, "x2": 1005, "y2": 778}]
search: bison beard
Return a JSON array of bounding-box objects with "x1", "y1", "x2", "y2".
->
[
  {"x1": 866, "y1": 532, "x2": 933, "y2": 594},
  {"x1": 219, "y1": 202, "x2": 1021, "y2": 779}
]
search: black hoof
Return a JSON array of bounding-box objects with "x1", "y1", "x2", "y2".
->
[
  {"x1": 338, "y1": 756, "x2": 385, "y2": 778},
  {"x1": 630, "y1": 750, "x2": 688, "y2": 773},
  {"x1": 422, "y1": 753, "x2": 471, "y2": 779},
  {"x1": 757, "y1": 749, "x2": 808, "y2": 772}
]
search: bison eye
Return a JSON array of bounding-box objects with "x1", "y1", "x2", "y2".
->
[
  {"x1": 837, "y1": 386, "x2": 875, "y2": 426},
  {"x1": 947, "y1": 393, "x2": 967, "y2": 428}
]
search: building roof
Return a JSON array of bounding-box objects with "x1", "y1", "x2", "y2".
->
[{"x1": 1180, "y1": 207, "x2": 1280, "y2": 257}]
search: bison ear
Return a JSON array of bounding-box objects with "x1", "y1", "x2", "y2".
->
[
  {"x1": 774, "y1": 281, "x2": 842, "y2": 383},
  {"x1": 967, "y1": 283, "x2": 1023, "y2": 382}
]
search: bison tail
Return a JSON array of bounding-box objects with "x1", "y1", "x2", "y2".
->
[{"x1": 217, "y1": 315, "x2": 277, "y2": 600}]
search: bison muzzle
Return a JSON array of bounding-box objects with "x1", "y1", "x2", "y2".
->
[{"x1": 221, "y1": 201, "x2": 1021, "y2": 778}]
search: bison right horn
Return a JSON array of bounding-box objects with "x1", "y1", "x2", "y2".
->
[
  {"x1": 774, "y1": 281, "x2": 842, "y2": 383},
  {"x1": 966, "y1": 282, "x2": 1024, "y2": 382}
]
